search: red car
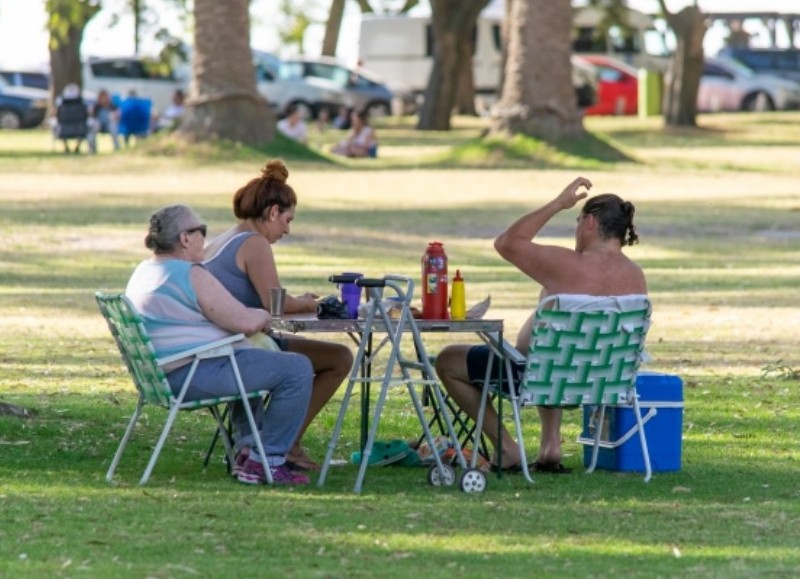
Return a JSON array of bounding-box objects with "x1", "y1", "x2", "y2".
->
[{"x1": 579, "y1": 55, "x2": 639, "y2": 115}]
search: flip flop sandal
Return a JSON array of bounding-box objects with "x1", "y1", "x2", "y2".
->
[
  {"x1": 350, "y1": 440, "x2": 411, "y2": 467},
  {"x1": 530, "y1": 461, "x2": 573, "y2": 474}
]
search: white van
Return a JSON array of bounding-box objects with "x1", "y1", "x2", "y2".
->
[
  {"x1": 358, "y1": 7, "x2": 667, "y2": 103},
  {"x1": 83, "y1": 56, "x2": 188, "y2": 117},
  {"x1": 358, "y1": 14, "x2": 501, "y2": 97},
  {"x1": 572, "y1": 6, "x2": 669, "y2": 71}
]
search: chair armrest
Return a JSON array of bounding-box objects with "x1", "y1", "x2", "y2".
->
[
  {"x1": 485, "y1": 331, "x2": 526, "y2": 366},
  {"x1": 156, "y1": 334, "x2": 246, "y2": 367}
]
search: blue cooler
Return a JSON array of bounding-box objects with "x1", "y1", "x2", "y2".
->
[{"x1": 578, "y1": 372, "x2": 683, "y2": 473}]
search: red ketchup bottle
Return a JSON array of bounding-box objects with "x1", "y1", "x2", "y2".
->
[{"x1": 421, "y1": 241, "x2": 449, "y2": 319}]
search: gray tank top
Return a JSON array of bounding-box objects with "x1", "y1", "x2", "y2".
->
[{"x1": 203, "y1": 232, "x2": 262, "y2": 308}]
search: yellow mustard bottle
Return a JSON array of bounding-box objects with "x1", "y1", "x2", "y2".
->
[{"x1": 450, "y1": 269, "x2": 466, "y2": 320}]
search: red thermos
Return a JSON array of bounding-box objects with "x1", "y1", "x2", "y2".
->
[{"x1": 422, "y1": 241, "x2": 449, "y2": 319}]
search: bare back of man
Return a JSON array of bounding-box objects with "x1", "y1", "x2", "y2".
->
[{"x1": 436, "y1": 176, "x2": 647, "y2": 473}]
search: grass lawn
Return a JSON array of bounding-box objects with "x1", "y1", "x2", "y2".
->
[{"x1": 1, "y1": 112, "x2": 799, "y2": 577}]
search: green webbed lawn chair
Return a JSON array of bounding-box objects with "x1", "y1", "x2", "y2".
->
[
  {"x1": 95, "y1": 292, "x2": 272, "y2": 485},
  {"x1": 479, "y1": 294, "x2": 653, "y2": 483}
]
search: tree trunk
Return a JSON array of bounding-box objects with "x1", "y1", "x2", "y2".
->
[
  {"x1": 46, "y1": 0, "x2": 101, "y2": 104},
  {"x1": 180, "y1": 0, "x2": 274, "y2": 145},
  {"x1": 491, "y1": 0, "x2": 583, "y2": 140},
  {"x1": 660, "y1": 3, "x2": 706, "y2": 127},
  {"x1": 354, "y1": 0, "x2": 373, "y2": 13},
  {"x1": 132, "y1": 0, "x2": 143, "y2": 55},
  {"x1": 496, "y1": 0, "x2": 514, "y2": 103},
  {"x1": 417, "y1": 0, "x2": 489, "y2": 130},
  {"x1": 454, "y1": 31, "x2": 478, "y2": 115},
  {"x1": 321, "y1": 0, "x2": 346, "y2": 56}
]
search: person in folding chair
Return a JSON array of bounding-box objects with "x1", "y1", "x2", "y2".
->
[
  {"x1": 125, "y1": 204, "x2": 314, "y2": 485},
  {"x1": 87, "y1": 88, "x2": 120, "y2": 154},
  {"x1": 435, "y1": 176, "x2": 648, "y2": 474},
  {"x1": 53, "y1": 83, "x2": 89, "y2": 154},
  {"x1": 203, "y1": 159, "x2": 353, "y2": 472}
]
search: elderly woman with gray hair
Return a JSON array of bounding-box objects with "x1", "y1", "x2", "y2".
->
[{"x1": 125, "y1": 204, "x2": 314, "y2": 486}]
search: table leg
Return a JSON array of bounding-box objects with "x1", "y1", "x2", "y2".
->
[{"x1": 360, "y1": 331, "x2": 372, "y2": 450}]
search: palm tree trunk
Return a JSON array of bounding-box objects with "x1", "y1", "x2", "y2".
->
[
  {"x1": 491, "y1": 0, "x2": 583, "y2": 140},
  {"x1": 179, "y1": 0, "x2": 274, "y2": 145}
]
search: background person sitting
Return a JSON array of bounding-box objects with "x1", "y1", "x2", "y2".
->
[
  {"x1": 118, "y1": 89, "x2": 152, "y2": 145},
  {"x1": 331, "y1": 110, "x2": 377, "y2": 158},
  {"x1": 276, "y1": 104, "x2": 308, "y2": 144},
  {"x1": 154, "y1": 89, "x2": 185, "y2": 132},
  {"x1": 87, "y1": 88, "x2": 120, "y2": 153},
  {"x1": 332, "y1": 105, "x2": 351, "y2": 130},
  {"x1": 53, "y1": 83, "x2": 89, "y2": 154}
]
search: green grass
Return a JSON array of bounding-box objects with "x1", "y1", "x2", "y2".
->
[{"x1": 1, "y1": 112, "x2": 800, "y2": 577}]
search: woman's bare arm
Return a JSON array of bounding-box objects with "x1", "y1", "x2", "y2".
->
[
  {"x1": 191, "y1": 266, "x2": 270, "y2": 335},
  {"x1": 239, "y1": 235, "x2": 316, "y2": 314}
]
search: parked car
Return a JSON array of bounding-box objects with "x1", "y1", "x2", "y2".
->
[
  {"x1": 579, "y1": 55, "x2": 638, "y2": 115},
  {"x1": 719, "y1": 47, "x2": 800, "y2": 84},
  {"x1": 698, "y1": 56, "x2": 800, "y2": 112},
  {"x1": 0, "y1": 75, "x2": 49, "y2": 129},
  {"x1": 252, "y1": 51, "x2": 348, "y2": 119},
  {"x1": 82, "y1": 56, "x2": 188, "y2": 117},
  {"x1": 0, "y1": 70, "x2": 50, "y2": 91},
  {"x1": 280, "y1": 56, "x2": 413, "y2": 117}
]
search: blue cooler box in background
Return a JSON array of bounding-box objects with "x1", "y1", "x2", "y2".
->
[{"x1": 579, "y1": 372, "x2": 684, "y2": 473}]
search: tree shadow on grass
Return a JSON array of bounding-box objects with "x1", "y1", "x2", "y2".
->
[
  {"x1": 431, "y1": 130, "x2": 637, "y2": 169},
  {"x1": 140, "y1": 131, "x2": 338, "y2": 165}
]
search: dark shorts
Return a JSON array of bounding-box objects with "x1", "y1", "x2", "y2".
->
[{"x1": 466, "y1": 345, "x2": 523, "y2": 395}]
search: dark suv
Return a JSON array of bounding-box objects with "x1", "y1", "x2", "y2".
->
[
  {"x1": 0, "y1": 75, "x2": 49, "y2": 129},
  {"x1": 719, "y1": 48, "x2": 800, "y2": 84},
  {"x1": 0, "y1": 70, "x2": 50, "y2": 91}
]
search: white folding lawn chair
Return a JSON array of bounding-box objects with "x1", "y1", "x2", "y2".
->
[{"x1": 95, "y1": 292, "x2": 273, "y2": 485}]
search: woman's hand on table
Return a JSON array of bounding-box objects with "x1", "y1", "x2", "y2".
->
[{"x1": 300, "y1": 292, "x2": 319, "y2": 312}]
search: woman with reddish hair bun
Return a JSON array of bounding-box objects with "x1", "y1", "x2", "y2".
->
[{"x1": 204, "y1": 159, "x2": 353, "y2": 473}]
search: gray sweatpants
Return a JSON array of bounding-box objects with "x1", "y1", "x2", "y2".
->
[{"x1": 167, "y1": 348, "x2": 313, "y2": 460}]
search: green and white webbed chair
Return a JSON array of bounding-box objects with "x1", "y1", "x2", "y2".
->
[
  {"x1": 95, "y1": 292, "x2": 272, "y2": 485},
  {"x1": 479, "y1": 294, "x2": 653, "y2": 483}
]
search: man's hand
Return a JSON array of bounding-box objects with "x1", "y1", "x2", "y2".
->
[{"x1": 554, "y1": 176, "x2": 592, "y2": 210}]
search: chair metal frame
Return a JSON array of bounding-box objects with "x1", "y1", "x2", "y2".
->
[
  {"x1": 475, "y1": 294, "x2": 653, "y2": 482},
  {"x1": 95, "y1": 292, "x2": 272, "y2": 485}
]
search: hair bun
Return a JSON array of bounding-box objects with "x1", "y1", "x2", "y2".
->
[
  {"x1": 261, "y1": 159, "x2": 288, "y2": 183},
  {"x1": 622, "y1": 201, "x2": 635, "y2": 216}
]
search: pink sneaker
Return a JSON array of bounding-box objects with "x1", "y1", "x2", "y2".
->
[
  {"x1": 237, "y1": 458, "x2": 310, "y2": 486},
  {"x1": 231, "y1": 448, "x2": 249, "y2": 478}
]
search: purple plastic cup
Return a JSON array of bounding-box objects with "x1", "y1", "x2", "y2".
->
[{"x1": 339, "y1": 272, "x2": 364, "y2": 319}]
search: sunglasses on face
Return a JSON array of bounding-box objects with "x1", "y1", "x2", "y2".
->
[{"x1": 185, "y1": 224, "x2": 207, "y2": 237}]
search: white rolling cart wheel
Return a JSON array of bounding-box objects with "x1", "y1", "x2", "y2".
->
[
  {"x1": 427, "y1": 463, "x2": 456, "y2": 486},
  {"x1": 459, "y1": 468, "x2": 487, "y2": 493}
]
